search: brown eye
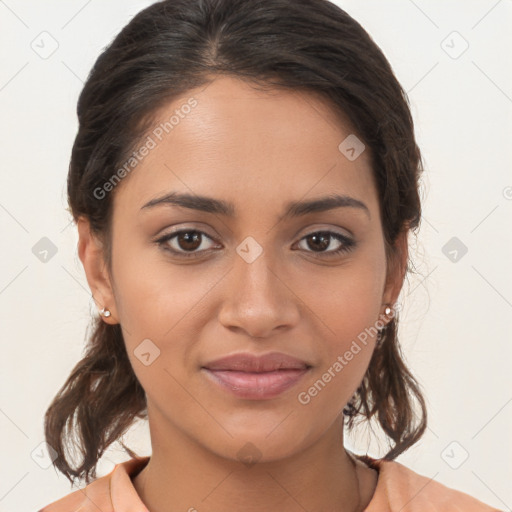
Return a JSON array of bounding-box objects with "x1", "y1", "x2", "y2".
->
[
  {"x1": 176, "y1": 231, "x2": 202, "y2": 251},
  {"x1": 156, "y1": 229, "x2": 217, "y2": 258},
  {"x1": 297, "y1": 231, "x2": 356, "y2": 256}
]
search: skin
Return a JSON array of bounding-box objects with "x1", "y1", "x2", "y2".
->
[{"x1": 78, "y1": 75, "x2": 408, "y2": 511}]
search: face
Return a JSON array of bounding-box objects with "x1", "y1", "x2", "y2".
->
[{"x1": 79, "y1": 75, "x2": 405, "y2": 463}]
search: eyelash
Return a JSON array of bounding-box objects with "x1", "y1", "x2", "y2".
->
[{"x1": 155, "y1": 229, "x2": 356, "y2": 259}]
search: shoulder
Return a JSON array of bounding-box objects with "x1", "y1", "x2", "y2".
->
[
  {"x1": 37, "y1": 457, "x2": 150, "y2": 512},
  {"x1": 37, "y1": 472, "x2": 113, "y2": 512},
  {"x1": 357, "y1": 455, "x2": 501, "y2": 512}
]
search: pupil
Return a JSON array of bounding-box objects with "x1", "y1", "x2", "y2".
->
[
  {"x1": 179, "y1": 232, "x2": 201, "y2": 251},
  {"x1": 309, "y1": 233, "x2": 329, "y2": 251}
]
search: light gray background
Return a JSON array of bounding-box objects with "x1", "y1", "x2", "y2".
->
[{"x1": 0, "y1": 0, "x2": 511, "y2": 510}]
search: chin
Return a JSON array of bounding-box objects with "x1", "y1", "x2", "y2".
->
[{"x1": 206, "y1": 425, "x2": 314, "y2": 466}]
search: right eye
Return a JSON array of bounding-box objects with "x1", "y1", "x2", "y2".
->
[{"x1": 155, "y1": 229, "x2": 219, "y2": 258}]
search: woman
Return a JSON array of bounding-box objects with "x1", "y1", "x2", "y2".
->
[{"x1": 38, "y1": 0, "x2": 500, "y2": 510}]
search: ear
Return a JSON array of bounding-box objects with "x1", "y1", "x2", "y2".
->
[
  {"x1": 381, "y1": 227, "x2": 409, "y2": 320},
  {"x1": 77, "y1": 216, "x2": 118, "y2": 324}
]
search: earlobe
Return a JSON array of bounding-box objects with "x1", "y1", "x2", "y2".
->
[
  {"x1": 381, "y1": 228, "x2": 409, "y2": 320},
  {"x1": 76, "y1": 217, "x2": 118, "y2": 323}
]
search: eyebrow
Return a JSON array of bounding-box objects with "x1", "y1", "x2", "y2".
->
[{"x1": 140, "y1": 191, "x2": 371, "y2": 220}]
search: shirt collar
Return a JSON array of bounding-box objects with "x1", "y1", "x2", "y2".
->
[{"x1": 111, "y1": 456, "x2": 151, "y2": 511}]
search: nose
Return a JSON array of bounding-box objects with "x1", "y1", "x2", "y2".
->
[{"x1": 217, "y1": 248, "x2": 300, "y2": 339}]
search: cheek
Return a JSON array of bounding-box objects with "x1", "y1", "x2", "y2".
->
[
  {"x1": 297, "y1": 345, "x2": 373, "y2": 421},
  {"x1": 293, "y1": 253, "x2": 386, "y2": 399},
  {"x1": 111, "y1": 237, "x2": 217, "y2": 337},
  {"x1": 296, "y1": 283, "x2": 379, "y2": 419},
  {"x1": 298, "y1": 255, "x2": 386, "y2": 346},
  {"x1": 110, "y1": 252, "x2": 215, "y2": 396}
]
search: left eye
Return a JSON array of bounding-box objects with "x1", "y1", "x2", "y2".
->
[
  {"x1": 155, "y1": 229, "x2": 356, "y2": 258},
  {"x1": 295, "y1": 231, "x2": 356, "y2": 256}
]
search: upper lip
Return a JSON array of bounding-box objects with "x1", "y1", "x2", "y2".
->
[{"x1": 202, "y1": 352, "x2": 311, "y2": 372}]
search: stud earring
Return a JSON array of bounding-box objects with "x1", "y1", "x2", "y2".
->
[
  {"x1": 99, "y1": 307, "x2": 111, "y2": 318},
  {"x1": 376, "y1": 304, "x2": 393, "y2": 348}
]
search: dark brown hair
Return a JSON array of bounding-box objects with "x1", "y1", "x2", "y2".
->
[{"x1": 44, "y1": 0, "x2": 427, "y2": 485}]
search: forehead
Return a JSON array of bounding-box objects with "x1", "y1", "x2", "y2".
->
[{"x1": 112, "y1": 76, "x2": 378, "y2": 220}]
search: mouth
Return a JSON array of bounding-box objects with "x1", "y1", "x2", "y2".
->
[{"x1": 201, "y1": 352, "x2": 312, "y2": 400}]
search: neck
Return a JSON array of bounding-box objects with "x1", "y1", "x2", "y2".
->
[{"x1": 132, "y1": 410, "x2": 372, "y2": 512}]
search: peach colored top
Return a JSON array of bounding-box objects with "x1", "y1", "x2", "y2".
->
[{"x1": 38, "y1": 453, "x2": 501, "y2": 511}]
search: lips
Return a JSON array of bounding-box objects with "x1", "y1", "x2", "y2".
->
[
  {"x1": 201, "y1": 352, "x2": 312, "y2": 400},
  {"x1": 202, "y1": 352, "x2": 310, "y2": 372}
]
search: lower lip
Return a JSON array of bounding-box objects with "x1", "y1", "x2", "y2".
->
[{"x1": 202, "y1": 368, "x2": 310, "y2": 400}]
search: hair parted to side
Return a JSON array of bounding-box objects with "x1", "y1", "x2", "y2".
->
[{"x1": 44, "y1": 0, "x2": 428, "y2": 485}]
